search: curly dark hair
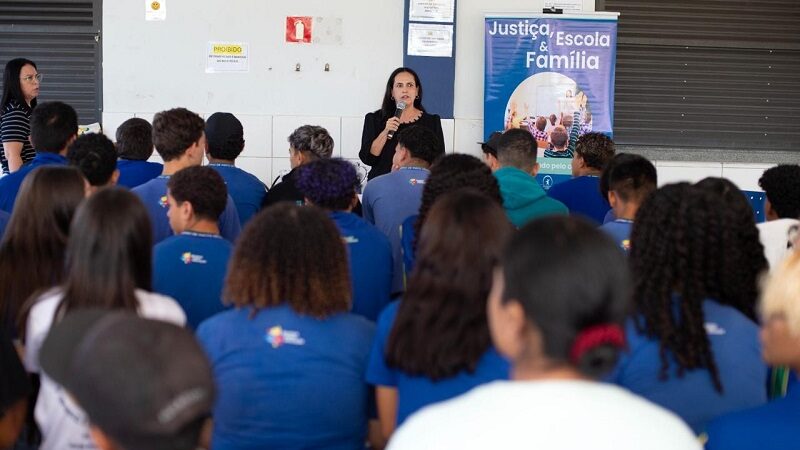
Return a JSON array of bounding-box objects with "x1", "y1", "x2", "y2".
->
[
  {"x1": 387, "y1": 190, "x2": 513, "y2": 379},
  {"x1": 168, "y1": 166, "x2": 228, "y2": 221},
  {"x1": 67, "y1": 133, "x2": 118, "y2": 186},
  {"x1": 152, "y1": 108, "x2": 205, "y2": 162},
  {"x1": 115, "y1": 117, "x2": 153, "y2": 160},
  {"x1": 224, "y1": 203, "x2": 351, "y2": 318},
  {"x1": 395, "y1": 125, "x2": 443, "y2": 165},
  {"x1": 296, "y1": 158, "x2": 360, "y2": 211},
  {"x1": 413, "y1": 154, "x2": 502, "y2": 250},
  {"x1": 629, "y1": 183, "x2": 763, "y2": 392},
  {"x1": 695, "y1": 177, "x2": 767, "y2": 313},
  {"x1": 758, "y1": 165, "x2": 800, "y2": 219},
  {"x1": 574, "y1": 132, "x2": 615, "y2": 171},
  {"x1": 0, "y1": 166, "x2": 85, "y2": 335}
]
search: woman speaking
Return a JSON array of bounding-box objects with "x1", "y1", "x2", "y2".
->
[{"x1": 359, "y1": 67, "x2": 445, "y2": 180}]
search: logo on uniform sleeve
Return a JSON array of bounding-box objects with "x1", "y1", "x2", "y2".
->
[
  {"x1": 409, "y1": 179, "x2": 426, "y2": 186},
  {"x1": 265, "y1": 326, "x2": 306, "y2": 348},
  {"x1": 181, "y1": 252, "x2": 207, "y2": 264},
  {"x1": 621, "y1": 239, "x2": 631, "y2": 252},
  {"x1": 159, "y1": 195, "x2": 169, "y2": 208},
  {"x1": 343, "y1": 235, "x2": 359, "y2": 244}
]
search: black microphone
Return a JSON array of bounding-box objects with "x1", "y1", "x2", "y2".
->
[{"x1": 387, "y1": 101, "x2": 406, "y2": 140}]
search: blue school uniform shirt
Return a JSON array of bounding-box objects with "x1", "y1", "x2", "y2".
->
[
  {"x1": 599, "y1": 219, "x2": 633, "y2": 253},
  {"x1": 196, "y1": 304, "x2": 375, "y2": 450},
  {"x1": 704, "y1": 375, "x2": 800, "y2": 450},
  {"x1": 152, "y1": 231, "x2": 233, "y2": 330},
  {"x1": 132, "y1": 175, "x2": 242, "y2": 245},
  {"x1": 330, "y1": 211, "x2": 393, "y2": 322},
  {"x1": 362, "y1": 167, "x2": 428, "y2": 293},
  {"x1": 366, "y1": 301, "x2": 510, "y2": 426},
  {"x1": 116, "y1": 159, "x2": 163, "y2": 189},
  {"x1": 610, "y1": 299, "x2": 767, "y2": 433},
  {"x1": 546, "y1": 175, "x2": 610, "y2": 225},
  {"x1": 208, "y1": 163, "x2": 267, "y2": 226},
  {"x1": 0, "y1": 152, "x2": 67, "y2": 213}
]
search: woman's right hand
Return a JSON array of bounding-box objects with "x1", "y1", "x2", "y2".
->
[{"x1": 384, "y1": 116, "x2": 400, "y2": 134}]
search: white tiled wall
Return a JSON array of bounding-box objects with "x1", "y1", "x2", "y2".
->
[{"x1": 102, "y1": 112, "x2": 775, "y2": 193}]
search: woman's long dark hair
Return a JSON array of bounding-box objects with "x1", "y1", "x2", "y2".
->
[
  {"x1": 2, "y1": 58, "x2": 37, "y2": 110},
  {"x1": 695, "y1": 177, "x2": 767, "y2": 320},
  {"x1": 629, "y1": 183, "x2": 761, "y2": 392},
  {"x1": 54, "y1": 187, "x2": 153, "y2": 319},
  {"x1": 380, "y1": 67, "x2": 425, "y2": 118},
  {"x1": 0, "y1": 166, "x2": 85, "y2": 337},
  {"x1": 386, "y1": 190, "x2": 513, "y2": 379}
]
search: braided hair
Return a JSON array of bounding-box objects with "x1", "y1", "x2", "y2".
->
[{"x1": 629, "y1": 183, "x2": 761, "y2": 392}]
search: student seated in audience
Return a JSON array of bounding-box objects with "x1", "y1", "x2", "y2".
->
[
  {"x1": 23, "y1": 187, "x2": 185, "y2": 450},
  {"x1": 757, "y1": 164, "x2": 800, "y2": 269},
  {"x1": 479, "y1": 131, "x2": 502, "y2": 171},
  {"x1": 0, "y1": 328, "x2": 30, "y2": 450},
  {"x1": 388, "y1": 216, "x2": 700, "y2": 450},
  {"x1": 296, "y1": 158, "x2": 393, "y2": 322},
  {"x1": 492, "y1": 129, "x2": 567, "y2": 227},
  {"x1": 263, "y1": 124, "x2": 333, "y2": 207},
  {"x1": 205, "y1": 112, "x2": 267, "y2": 225},
  {"x1": 67, "y1": 133, "x2": 119, "y2": 195},
  {"x1": 368, "y1": 190, "x2": 512, "y2": 441},
  {"x1": 547, "y1": 132, "x2": 615, "y2": 224},
  {"x1": 153, "y1": 166, "x2": 233, "y2": 330},
  {"x1": 114, "y1": 117, "x2": 162, "y2": 189},
  {"x1": 704, "y1": 250, "x2": 800, "y2": 450},
  {"x1": 400, "y1": 154, "x2": 501, "y2": 275},
  {"x1": 0, "y1": 166, "x2": 86, "y2": 339},
  {"x1": 362, "y1": 125, "x2": 440, "y2": 294},
  {"x1": 610, "y1": 183, "x2": 767, "y2": 433},
  {"x1": 0, "y1": 101, "x2": 78, "y2": 212},
  {"x1": 38, "y1": 310, "x2": 213, "y2": 450},
  {"x1": 696, "y1": 177, "x2": 768, "y2": 320},
  {"x1": 132, "y1": 107, "x2": 240, "y2": 244},
  {"x1": 598, "y1": 153, "x2": 657, "y2": 253},
  {"x1": 197, "y1": 203, "x2": 375, "y2": 450}
]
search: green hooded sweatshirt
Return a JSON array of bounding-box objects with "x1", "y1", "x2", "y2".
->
[{"x1": 494, "y1": 166, "x2": 568, "y2": 228}]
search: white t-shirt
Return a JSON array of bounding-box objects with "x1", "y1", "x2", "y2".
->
[
  {"x1": 757, "y1": 218, "x2": 799, "y2": 270},
  {"x1": 388, "y1": 380, "x2": 701, "y2": 450},
  {"x1": 24, "y1": 288, "x2": 186, "y2": 450}
]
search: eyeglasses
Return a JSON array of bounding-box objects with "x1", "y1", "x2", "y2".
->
[{"x1": 20, "y1": 74, "x2": 43, "y2": 83}]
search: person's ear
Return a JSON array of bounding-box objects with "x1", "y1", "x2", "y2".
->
[
  {"x1": 180, "y1": 200, "x2": 194, "y2": 222},
  {"x1": 110, "y1": 169, "x2": 120, "y2": 186},
  {"x1": 608, "y1": 190, "x2": 618, "y2": 209},
  {"x1": 531, "y1": 162, "x2": 540, "y2": 177}
]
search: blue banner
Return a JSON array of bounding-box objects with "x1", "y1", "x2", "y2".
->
[{"x1": 485, "y1": 14, "x2": 618, "y2": 179}]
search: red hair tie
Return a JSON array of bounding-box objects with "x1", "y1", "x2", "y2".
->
[{"x1": 569, "y1": 324, "x2": 625, "y2": 364}]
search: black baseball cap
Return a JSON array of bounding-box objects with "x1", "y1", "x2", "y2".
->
[
  {"x1": 39, "y1": 310, "x2": 215, "y2": 450},
  {"x1": 205, "y1": 112, "x2": 244, "y2": 157},
  {"x1": 479, "y1": 131, "x2": 504, "y2": 156}
]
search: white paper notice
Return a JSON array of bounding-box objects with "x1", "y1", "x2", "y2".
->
[
  {"x1": 145, "y1": 0, "x2": 166, "y2": 21},
  {"x1": 409, "y1": 0, "x2": 455, "y2": 22},
  {"x1": 407, "y1": 23, "x2": 453, "y2": 58},
  {"x1": 206, "y1": 42, "x2": 249, "y2": 73},
  {"x1": 544, "y1": 0, "x2": 584, "y2": 13}
]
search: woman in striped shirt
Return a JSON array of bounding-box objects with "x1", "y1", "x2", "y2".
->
[{"x1": 1, "y1": 58, "x2": 40, "y2": 174}]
